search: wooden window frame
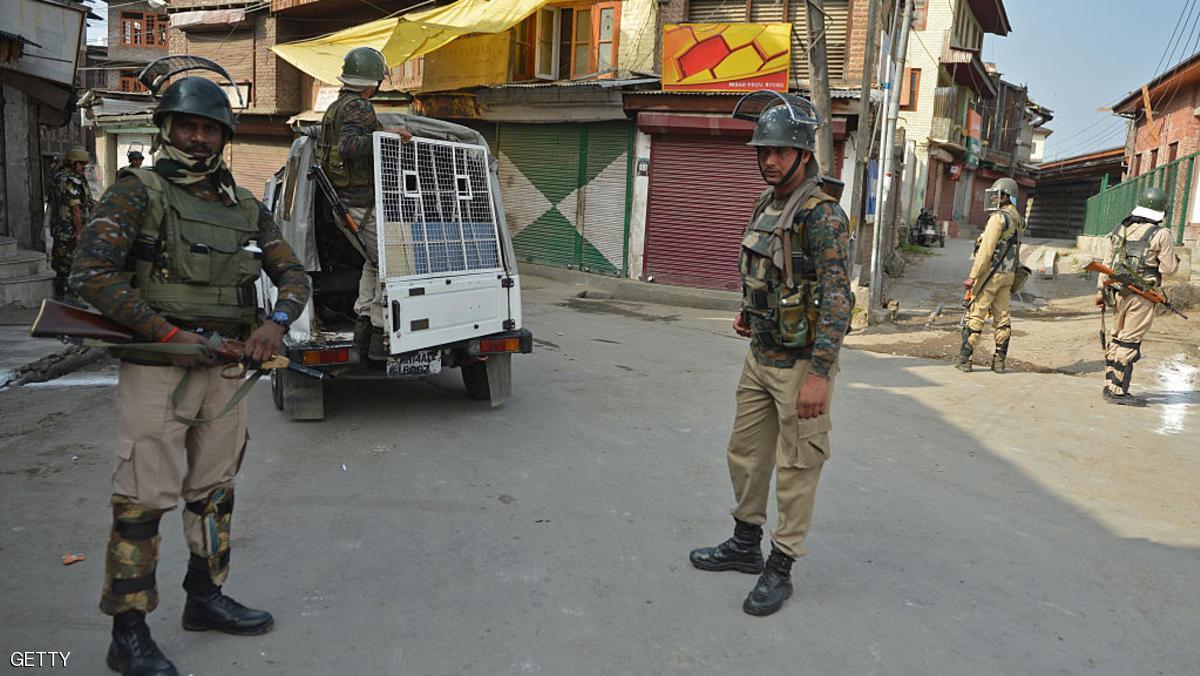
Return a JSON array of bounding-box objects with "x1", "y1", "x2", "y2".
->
[
  {"x1": 120, "y1": 11, "x2": 168, "y2": 48},
  {"x1": 118, "y1": 70, "x2": 147, "y2": 93},
  {"x1": 511, "y1": 14, "x2": 537, "y2": 81},
  {"x1": 899, "y1": 68, "x2": 920, "y2": 111},
  {"x1": 591, "y1": 2, "x2": 621, "y2": 78},
  {"x1": 534, "y1": 7, "x2": 561, "y2": 80}
]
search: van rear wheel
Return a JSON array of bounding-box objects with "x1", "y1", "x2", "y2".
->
[{"x1": 462, "y1": 361, "x2": 490, "y2": 400}]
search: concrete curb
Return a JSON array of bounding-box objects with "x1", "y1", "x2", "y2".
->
[{"x1": 521, "y1": 263, "x2": 741, "y2": 313}]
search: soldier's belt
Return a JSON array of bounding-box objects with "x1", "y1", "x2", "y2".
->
[
  {"x1": 143, "y1": 283, "x2": 258, "y2": 307},
  {"x1": 746, "y1": 289, "x2": 771, "y2": 311}
]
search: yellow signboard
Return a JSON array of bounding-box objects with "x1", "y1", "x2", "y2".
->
[{"x1": 662, "y1": 23, "x2": 791, "y2": 92}]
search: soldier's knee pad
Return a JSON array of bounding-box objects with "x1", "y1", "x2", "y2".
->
[
  {"x1": 185, "y1": 487, "x2": 235, "y2": 584},
  {"x1": 102, "y1": 498, "x2": 168, "y2": 615}
]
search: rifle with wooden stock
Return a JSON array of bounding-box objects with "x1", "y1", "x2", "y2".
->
[
  {"x1": 30, "y1": 298, "x2": 328, "y2": 381},
  {"x1": 309, "y1": 163, "x2": 377, "y2": 267},
  {"x1": 1084, "y1": 260, "x2": 1189, "y2": 319}
]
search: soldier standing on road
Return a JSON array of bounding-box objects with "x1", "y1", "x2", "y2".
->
[
  {"x1": 48, "y1": 145, "x2": 96, "y2": 299},
  {"x1": 1096, "y1": 187, "x2": 1179, "y2": 406},
  {"x1": 316, "y1": 47, "x2": 411, "y2": 361},
  {"x1": 689, "y1": 92, "x2": 852, "y2": 617},
  {"x1": 70, "y1": 72, "x2": 311, "y2": 675},
  {"x1": 957, "y1": 177, "x2": 1026, "y2": 373}
]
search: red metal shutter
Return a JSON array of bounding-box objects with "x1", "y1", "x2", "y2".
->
[{"x1": 643, "y1": 135, "x2": 764, "y2": 290}]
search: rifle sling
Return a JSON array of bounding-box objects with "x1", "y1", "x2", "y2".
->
[{"x1": 969, "y1": 223, "x2": 1019, "y2": 308}]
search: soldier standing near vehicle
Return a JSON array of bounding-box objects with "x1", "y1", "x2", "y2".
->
[
  {"x1": 688, "y1": 92, "x2": 852, "y2": 617},
  {"x1": 70, "y1": 71, "x2": 310, "y2": 675},
  {"x1": 1096, "y1": 187, "x2": 1179, "y2": 406},
  {"x1": 317, "y1": 47, "x2": 411, "y2": 361},
  {"x1": 957, "y1": 177, "x2": 1026, "y2": 373},
  {"x1": 48, "y1": 145, "x2": 96, "y2": 298}
]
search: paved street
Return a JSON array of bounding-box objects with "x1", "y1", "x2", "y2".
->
[{"x1": 1, "y1": 277, "x2": 1197, "y2": 675}]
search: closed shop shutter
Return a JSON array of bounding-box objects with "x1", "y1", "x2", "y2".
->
[
  {"x1": 787, "y1": 0, "x2": 849, "y2": 84},
  {"x1": 749, "y1": 0, "x2": 784, "y2": 23},
  {"x1": 686, "y1": 0, "x2": 746, "y2": 22},
  {"x1": 643, "y1": 134, "x2": 764, "y2": 290},
  {"x1": 497, "y1": 123, "x2": 581, "y2": 268},
  {"x1": 496, "y1": 121, "x2": 630, "y2": 275},
  {"x1": 227, "y1": 134, "x2": 291, "y2": 200}
]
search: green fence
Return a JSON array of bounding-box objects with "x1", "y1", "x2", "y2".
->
[{"x1": 1083, "y1": 151, "x2": 1196, "y2": 243}]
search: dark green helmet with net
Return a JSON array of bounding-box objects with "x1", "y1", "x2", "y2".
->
[
  {"x1": 1136, "y1": 186, "x2": 1168, "y2": 213},
  {"x1": 339, "y1": 47, "x2": 388, "y2": 89},
  {"x1": 153, "y1": 77, "x2": 237, "y2": 138},
  {"x1": 733, "y1": 90, "x2": 820, "y2": 185},
  {"x1": 985, "y1": 177, "x2": 1018, "y2": 210}
]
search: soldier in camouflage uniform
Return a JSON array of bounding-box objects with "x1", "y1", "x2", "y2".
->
[
  {"x1": 127, "y1": 147, "x2": 145, "y2": 168},
  {"x1": 71, "y1": 74, "x2": 310, "y2": 676},
  {"x1": 317, "y1": 47, "x2": 411, "y2": 360},
  {"x1": 48, "y1": 145, "x2": 96, "y2": 298},
  {"x1": 957, "y1": 177, "x2": 1026, "y2": 373},
  {"x1": 689, "y1": 92, "x2": 852, "y2": 617}
]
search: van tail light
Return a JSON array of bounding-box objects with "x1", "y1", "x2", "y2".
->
[
  {"x1": 478, "y1": 337, "x2": 521, "y2": 354},
  {"x1": 301, "y1": 347, "x2": 353, "y2": 365}
]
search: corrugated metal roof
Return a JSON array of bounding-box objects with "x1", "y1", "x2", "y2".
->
[{"x1": 633, "y1": 88, "x2": 880, "y2": 102}]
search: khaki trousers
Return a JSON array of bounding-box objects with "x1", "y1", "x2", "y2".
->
[
  {"x1": 345, "y1": 206, "x2": 386, "y2": 329},
  {"x1": 112, "y1": 362, "x2": 248, "y2": 554},
  {"x1": 726, "y1": 351, "x2": 835, "y2": 558},
  {"x1": 1105, "y1": 292, "x2": 1155, "y2": 394},
  {"x1": 966, "y1": 271, "x2": 1014, "y2": 347}
]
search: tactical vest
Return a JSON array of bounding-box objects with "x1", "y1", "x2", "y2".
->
[
  {"x1": 975, "y1": 208, "x2": 1023, "y2": 272},
  {"x1": 741, "y1": 189, "x2": 836, "y2": 350},
  {"x1": 316, "y1": 92, "x2": 381, "y2": 190},
  {"x1": 1111, "y1": 222, "x2": 1162, "y2": 284},
  {"x1": 124, "y1": 167, "x2": 263, "y2": 340}
]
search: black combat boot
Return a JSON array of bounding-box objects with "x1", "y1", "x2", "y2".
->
[
  {"x1": 367, "y1": 327, "x2": 388, "y2": 362},
  {"x1": 181, "y1": 555, "x2": 274, "y2": 635},
  {"x1": 353, "y1": 315, "x2": 372, "y2": 356},
  {"x1": 106, "y1": 611, "x2": 178, "y2": 676},
  {"x1": 742, "y1": 545, "x2": 795, "y2": 617},
  {"x1": 955, "y1": 328, "x2": 974, "y2": 372},
  {"x1": 991, "y1": 340, "x2": 1009, "y2": 373},
  {"x1": 1103, "y1": 389, "x2": 1148, "y2": 407},
  {"x1": 690, "y1": 518, "x2": 765, "y2": 574}
]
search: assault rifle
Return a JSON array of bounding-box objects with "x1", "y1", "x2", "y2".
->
[
  {"x1": 309, "y1": 164, "x2": 377, "y2": 267},
  {"x1": 1084, "y1": 260, "x2": 1189, "y2": 319},
  {"x1": 30, "y1": 299, "x2": 328, "y2": 380}
]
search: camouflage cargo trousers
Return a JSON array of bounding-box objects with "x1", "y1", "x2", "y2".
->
[{"x1": 50, "y1": 233, "x2": 77, "y2": 297}]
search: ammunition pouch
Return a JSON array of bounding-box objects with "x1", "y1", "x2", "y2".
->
[
  {"x1": 778, "y1": 281, "x2": 819, "y2": 349},
  {"x1": 1011, "y1": 264, "x2": 1032, "y2": 295}
]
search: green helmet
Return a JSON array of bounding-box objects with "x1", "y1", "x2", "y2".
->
[
  {"x1": 747, "y1": 105, "x2": 817, "y2": 151},
  {"x1": 984, "y1": 177, "x2": 1018, "y2": 210},
  {"x1": 63, "y1": 145, "x2": 91, "y2": 164},
  {"x1": 153, "y1": 76, "x2": 236, "y2": 138},
  {"x1": 1136, "y1": 186, "x2": 1168, "y2": 213},
  {"x1": 339, "y1": 47, "x2": 388, "y2": 89}
]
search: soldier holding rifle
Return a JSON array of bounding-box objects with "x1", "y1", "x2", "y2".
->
[{"x1": 69, "y1": 58, "x2": 310, "y2": 675}]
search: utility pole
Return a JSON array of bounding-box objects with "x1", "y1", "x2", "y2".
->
[
  {"x1": 846, "y1": 0, "x2": 880, "y2": 282},
  {"x1": 868, "y1": 0, "x2": 912, "y2": 315},
  {"x1": 806, "y1": 0, "x2": 834, "y2": 174}
]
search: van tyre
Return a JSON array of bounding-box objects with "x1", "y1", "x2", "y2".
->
[
  {"x1": 270, "y1": 369, "x2": 284, "y2": 411},
  {"x1": 462, "y1": 361, "x2": 490, "y2": 400},
  {"x1": 280, "y1": 367, "x2": 325, "y2": 421}
]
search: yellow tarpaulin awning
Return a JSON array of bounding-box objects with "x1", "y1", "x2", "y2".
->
[{"x1": 272, "y1": 0, "x2": 548, "y2": 85}]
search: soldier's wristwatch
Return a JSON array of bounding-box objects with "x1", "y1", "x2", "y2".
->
[{"x1": 268, "y1": 311, "x2": 292, "y2": 329}]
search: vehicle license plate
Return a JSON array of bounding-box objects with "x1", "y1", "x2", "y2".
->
[{"x1": 387, "y1": 349, "x2": 442, "y2": 377}]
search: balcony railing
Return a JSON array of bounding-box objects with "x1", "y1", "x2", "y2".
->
[{"x1": 931, "y1": 86, "x2": 965, "y2": 146}]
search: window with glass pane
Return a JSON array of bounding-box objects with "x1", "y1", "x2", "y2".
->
[
  {"x1": 572, "y1": 9, "x2": 591, "y2": 77},
  {"x1": 558, "y1": 9, "x2": 574, "y2": 77},
  {"x1": 596, "y1": 7, "x2": 615, "y2": 72},
  {"x1": 536, "y1": 8, "x2": 557, "y2": 78},
  {"x1": 512, "y1": 15, "x2": 535, "y2": 80}
]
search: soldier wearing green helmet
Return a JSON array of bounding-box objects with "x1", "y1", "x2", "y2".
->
[
  {"x1": 47, "y1": 144, "x2": 96, "y2": 298},
  {"x1": 317, "y1": 46, "x2": 413, "y2": 361},
  {"x1": 688, "y1": 91, "x2": 852, "y2": 617},
  {"x1": 1095, "y1": 185, "x2": 1180, "y2": 406},
  {"x1": 957, "y1": 176, "x2": 1027, "y2": 373},
  {"x1": 70, "y1": 62, "x2": 311, "y2": 675}
]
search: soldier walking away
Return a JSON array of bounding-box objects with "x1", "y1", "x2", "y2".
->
[
  {"x1": 316, "y1": 47, "x2": 411, "y2": 361},
  {"x1": 1096, "y1": 187, "x2": 1180, "y2": 406},
  {"x1": 70, "y1": 60, "x2": 310, "y2": 676},
  {"x1": 48, "y1": 145, "x2": 96, "y2": 299},
  {"x1": 688, "y1": 91, "x2": 852, "y2": 617},
  {"x1": 957, "y1": 177, "x2": 1026, "y2": 373},
  {"x1": 127, "y1": 145, "x2": 146, "y2": 168}
]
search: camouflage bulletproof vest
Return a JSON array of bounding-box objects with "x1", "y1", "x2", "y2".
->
[
  {"x1": 978, "y1": 206, "x2": 1023, "y2": 272},
  {"x1": 317, "y1": 92, "x2": 381, "y2": 190},
  {"x1": 1111, "y1": 222, "x2": 1162, "y2": 283},
  {"x1": 124, "y1": 167, "x2": 263, "y2": 334},
  {"x1": 741, "y1": 188, "x2": 835, "y2": 350}
]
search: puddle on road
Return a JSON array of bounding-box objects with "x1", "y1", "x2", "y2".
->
[{"x1": 1154, "y1": 354, "x2": 1199, "y2": 436}]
